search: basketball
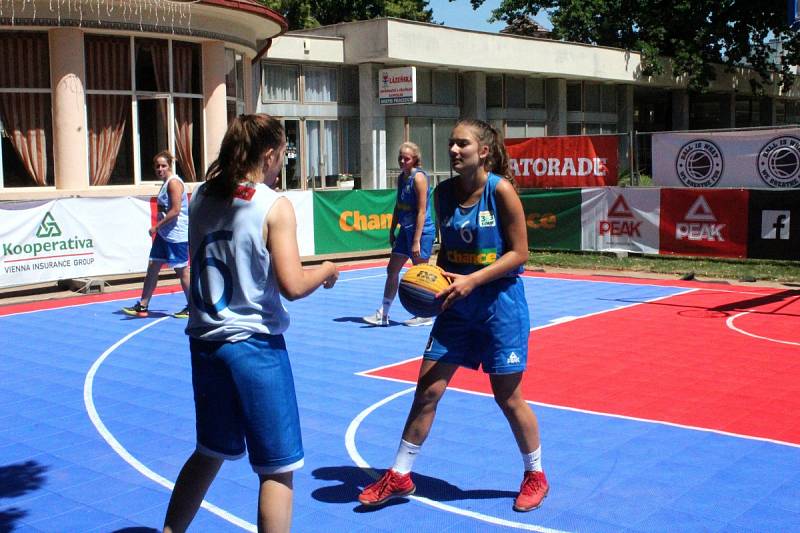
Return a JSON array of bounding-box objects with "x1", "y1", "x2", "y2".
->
[{"x1": 398, "y1": 264, "x2": 451, "y2": 318}]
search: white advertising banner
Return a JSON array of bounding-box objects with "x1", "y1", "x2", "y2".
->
[
  {"x1": 1, "y1": 197, "x2": 152, "y2": 288},
  {"x1": 652, "y1": 128, "x2": 800, "y2": 188},
  {"x1": 283, "y1": 190, "x2": 315, "y2": 257},
  {"x1": 581, "y1": 187, "x2": 661, "y2": 253}
]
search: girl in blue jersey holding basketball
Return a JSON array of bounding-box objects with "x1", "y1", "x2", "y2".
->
[
  {"x1": 359, "y1": 119, "x2": 548, "y2": 512},
  {"x1": 363, "y1": 142, "x2": 436, "y2": 327},
  {"x1": 163, "y1": 114, "x2": 338, "y2": 533}
]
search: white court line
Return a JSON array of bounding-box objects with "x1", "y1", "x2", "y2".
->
[
  {"x1": 83, "y1": 318, "x2": 257, "y2": 532},
  {"x1": 344, "y1": 387, "x2": 569, "y2": 533},
  {"x1": 726, "y1": 311, "x2": 800, "y2": 347}
]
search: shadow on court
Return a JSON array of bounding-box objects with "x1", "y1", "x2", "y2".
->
[
  {"x1": 0, "y1": 460, "x2": 47, "y2": 531},
  {"x1": 311, "y1": 466, "x2": 516, "y2": 511},
  {"x1": 111, "y1": 528, "x2": 159, "y2": 533},
  {"x1": 332, "y1": 316, "x2": 404, "y2": 327},
  {"x1": 111, "y1": 309, "x2": 173, "y2": 320}
]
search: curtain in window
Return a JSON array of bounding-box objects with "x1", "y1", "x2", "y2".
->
[
  {"x1": 173, "y1": 43, "x2": 197, "y2": 181},
  {"x1": 86, "y1": 37, "x2": 129, "y2": 186},
  {"x1": 304, "y1": 68, "x2": 335, "y2": 102},
  {"x1": 306, "y1": 120, "x2": 321, "y2": 186},
  {"x1": 264, "y1": 66, "x2": 297, "y2": 101},
  {"x1": 0, "y1": 33, "x2": 49, "y2": 186},
  {"x1": 324, "y1": 121, "x2": 339, "y2": 177}
]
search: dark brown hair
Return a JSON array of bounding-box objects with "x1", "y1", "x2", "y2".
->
[
  {"x1": 204, "y1": 114, "x2": 285, "y2": 199},
  {"x1": 454, "y1": 118, "x2": 517, "y2": 188}
]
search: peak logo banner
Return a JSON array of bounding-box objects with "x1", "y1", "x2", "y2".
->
[
  {"x1": 652, "y1": 128, "x2": 800, "y2": 189},
  {"x1": 658, "y1": 189, "x2": 748, "y2": 257},
  {"x1": 580, "y1": 187, "x2": 660, "y2": 253}
]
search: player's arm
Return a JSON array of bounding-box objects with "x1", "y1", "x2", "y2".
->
[
  {"x1": 410, "y1": 171, "x2": 428, "y2": 258},
  {"x1": 438, "y1": 180, "x2": 527, "y2": 308},
  {"x1": 266, "y1": 197, "x2": 338, "y2": 300}
]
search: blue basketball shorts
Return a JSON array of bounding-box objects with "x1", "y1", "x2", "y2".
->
[
  {"x1": 149, "y1": 234, "x2": 189, "y2": 268},
  {"x1": 189, "y1": 333, "x2": 304, "y2": 474},
  {"x1": 393, "y1": 225, "x2": 434, "y2": 261},
  {"x1": 423, "y1": 277, "x2": 530, "y2": 374}
]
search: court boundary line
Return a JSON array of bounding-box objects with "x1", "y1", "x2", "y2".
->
[
  {"x1": 83, "y1": 318, "x2": 257, "y2": 532},
  {"x1": 344, "y1": 387, "x2": 569, "y2": 533},
  {"x1": 726, "y1": 311, "x2": 800, "y2": 346}
]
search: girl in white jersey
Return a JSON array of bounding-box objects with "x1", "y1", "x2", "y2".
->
[
  {"x1": 122, "y1": 151, "x2": 190, "y2": 318},
  {"x1": 163, "y1": 114, "x2": 338, "y2": 533}
]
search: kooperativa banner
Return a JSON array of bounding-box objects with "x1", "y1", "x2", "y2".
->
[
  {"x1": 652, "y1": 127, "x2": 800, "y2": 188},
  {"x1": 0, "y1": 197, "x2": 152, "y2": 288}
]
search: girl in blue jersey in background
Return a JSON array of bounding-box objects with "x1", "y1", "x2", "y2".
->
[
  {"x1": 163, "y1": 114, "x2": 338, "y2": 533},
  {"x1": 358, "y1": 119, "x2": 548, "y2": 512},
  {"x1": 363, "y1": 142, "x2": 436, "y2": 327}
]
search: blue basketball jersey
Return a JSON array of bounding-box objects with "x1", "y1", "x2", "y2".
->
[
  {"x1": 436, "y1": 172, "x2": 524, "y2": 277},
  {"x1": 396, "y1": 169, "x2": 434, "y2": 232}
]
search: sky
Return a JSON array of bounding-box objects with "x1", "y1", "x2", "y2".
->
[{"x1": 427, "y1": 0, "x2": 551, "y2": 33}]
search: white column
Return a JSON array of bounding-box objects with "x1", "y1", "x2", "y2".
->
[
  {"x1": 461, "y1": 71, "x2": 486, "y2": 120},
  {"x1": 49, "y1": 28, "x2": 89, "y2": 190},
  {"x1": 546, "y1": 78, "x2": 567, "y2": 136},
  {"x1": 202, "y1": 41, "x2": 228, "y2": 167},
  {"x1": 359, "y1": 63, "x2": 387, "y2": 190}
]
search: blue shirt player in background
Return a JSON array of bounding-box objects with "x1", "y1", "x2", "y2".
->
[
  {"x1": 358, "y1": 119, "x2": 548, "y2": 513},
  {"x1": 363, "y1": 141, "x2": 436, "y2": 327}
]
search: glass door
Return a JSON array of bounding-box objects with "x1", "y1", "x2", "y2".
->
[
  {"x1": 282, "y1": 119, "x2": 300, "y2": 190},
  {"x1": 305, "y1": 119, "x2": 339, "y2": 189}
]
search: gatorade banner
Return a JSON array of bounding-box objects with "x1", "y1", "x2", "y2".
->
[
  {"x1": 0, "y1": 197, "x2": 152, "y2": 288},
  {"x1": 652, "y1": 128, "x2": 800, "y2": 188},
  {"x1": 519, "y1": 189, "x2": 582, "y2": 250},
  {"x1": 747, "y1": 189, "x2": 800, "y2": 260},
  {"x1": 659, "y1": 189, "x2": 749, "y2": 258},
  {"x1": 581, "y1": 187, "x2": 660, "y2": 253},
  {"x1": 313, "y1": 189, "x2": 397, "y2": 255},
  {"x1": 506, "y1": 135, "x2": 619, "y2": 188}
]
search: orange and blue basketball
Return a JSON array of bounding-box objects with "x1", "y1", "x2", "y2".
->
[{"x1": 398, "y1": 264, "x2": 451, "y2": 318}]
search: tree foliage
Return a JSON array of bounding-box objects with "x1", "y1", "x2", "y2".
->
[
  {"x1": 263, "y1": 0, "x2": 433, "y2": 31},
  {"x1": 473, "y1": 0, "x2": 800, "y2": 92}
]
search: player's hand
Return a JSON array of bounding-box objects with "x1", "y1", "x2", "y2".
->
[
  {"x1": 148, "y1": 226, "x2": 157, "y2": 237},
  {"x1": 321, "y1": 261, "x2": 338, "y2": 289},
  {"x1": 411, "y1": 240, "x2": 421, "y2": 260},
  {"x1": 436, "y1": 271, "x2": 476, "y2": 310},
  {"x1": 389, "y1": 231, "x2": 396, "y2": 247}
]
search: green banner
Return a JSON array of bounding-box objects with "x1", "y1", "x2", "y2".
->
[
  {"x1": 519, "y1": 188, "x2": 582, "y2": 250},
  {"x1": 313, "y1": 189, "x2": 397, "y2": 255}
]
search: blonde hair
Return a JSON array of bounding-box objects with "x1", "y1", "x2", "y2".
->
[
  {"x1": 153, "y1": 150, "x2": 174, "y2": 166},
  {"x1": 398, "y1": 141, "x2": 422, "y2": 167}
]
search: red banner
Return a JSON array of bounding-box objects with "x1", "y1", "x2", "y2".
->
[
  {"x1": 659, "y1": 189, "x2": 749, "y2": 258},
  {"x1": 505, "y1": 135, "x2": 619, "y2": 188}
]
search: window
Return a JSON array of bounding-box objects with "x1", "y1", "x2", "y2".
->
[
  {"x1": 566, "y1": 82, "x2": 582, "y2": 112},
  {"x1": 526, "y1": 78, "x2": 545, "y2": 109},
  {"x1": 505, "y1": 76, "x2": 525, "y2": 108},
  {"x1": 0, "y1": 32, "x2": 54, "y2": 187},
  {"x1": 487, "y1": 75, "x2": 503, "y2": 108},
  {"x1": 584, "y1": 83, "x2": 601, "y2": 113},
  {"x1": 305, "y1": 119, "x2": 340, "y2": 188},
  {"x1": 602, "y1": 85, "x2": 617, "y2": 113},
  {"x1": 226, "y1": 49, "x2": 245, "y2": 123},
  {"x1": 304, "y1": 67, "x2": 337, "y2": 103},
  {"x1": 506, "y1": 121, "x2": 545, "y2": 139},
  {"x1": 736, "y1": 96, "x2": 762, "y2": 128},
  {"x1": 263, "y1": 64, "x2": 299, "y2": 102},
  {"x1": 432, "y1": 71, "x2": 457, "y2": 105},
  {"x1": 386, "y1": 117, "x2": 406, "y2": 176},
  {"x1": 340, "y1": 67, "x2": 359, "y2": 105},
  {"x1": 416, "y1": 68, "x2": 432, "y2": 104}
]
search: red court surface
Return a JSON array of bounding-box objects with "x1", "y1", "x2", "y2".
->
[{"x1": 367, "y1": 276, "x2": 800, "y2": 446}]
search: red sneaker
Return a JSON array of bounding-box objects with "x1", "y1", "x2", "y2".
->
[
  {"x1": 513, "y1": 470, "x2": 549, "y2": 512},
  {"x1": 358, "y1": 469, "x2": 416, "y2": 506}
]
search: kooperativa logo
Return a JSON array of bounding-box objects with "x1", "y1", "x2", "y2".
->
[
  {"x1": 36, "y1": 212, "x2": 62, "y2": 238},
  {"x1": 675, "y1": 140, "x2": 724, "y2": 187},
  {"x1": 757, "y1": 136, "x2": 800, "y2": 188}
]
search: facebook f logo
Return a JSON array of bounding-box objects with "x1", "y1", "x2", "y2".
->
[{"x1": 761, "y1": 210, "x2": 791, "y2": 240}]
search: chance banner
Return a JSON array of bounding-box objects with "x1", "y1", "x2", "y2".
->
[
  {"x1": 506, "y1": 135, "x2": 619, "y2": 188},
  {"x1": 519, "y1": 188, "x2": 582, "y2": 251},
  {"x1": 313, "y1": 189, "x2": 397, "y2": 255},
  {"x1": 652, "y1": 128, "x2": 800, "y2": 188}
]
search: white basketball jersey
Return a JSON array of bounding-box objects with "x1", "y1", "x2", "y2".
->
[{"x1": 186, "y1": 181, "x2": 290, "y2": 341}]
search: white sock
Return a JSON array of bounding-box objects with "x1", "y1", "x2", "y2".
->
[
  {"x1": 381, "y1": 297, "x2": 393, "y2": 316},
  {"x1": 392, "y1": 439, "x2": 421, "y2": 474},
  {"x1": 523, "y1": 446, "x2": 542, "y2": 472}
]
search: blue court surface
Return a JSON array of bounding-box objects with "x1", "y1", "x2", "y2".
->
[{"x1": 1, "y1": 265, "x2": 798, "y2": 532}]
